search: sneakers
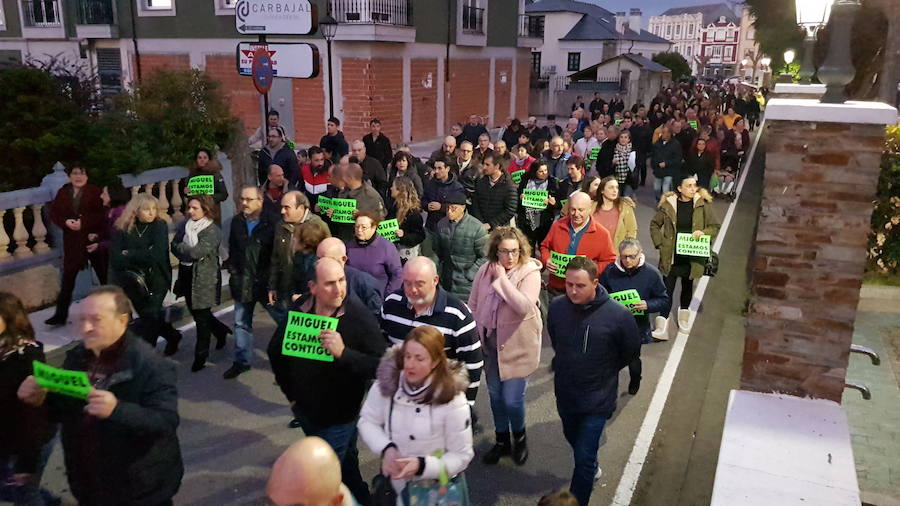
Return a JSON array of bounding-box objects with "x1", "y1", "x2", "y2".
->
[
  {"x1": 651, "y1": 316, "x2": 669, "y2": 341},
  {"x1": 595, "y1": 467, "x2": 603, "y2": 481},
  {"x1": 678, "y1": 309, "x2": 692, "y2": 332},
  {"x1": 223, "y1": 363, "x2": 250, "y2": 379}
]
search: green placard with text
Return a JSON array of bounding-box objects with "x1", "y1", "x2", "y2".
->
[
  {"x1": 377, "y1": 219, "x2": 399, "y2": 242},
  {"x1": 329, "y1": 198, "x2": 357, "y2": 224},
  {"x1": 587, "y1": 146, "x2": 600, "y2": 161},
  {"x1": 317, "y1": 196, "x2": 332, "y2": 213},
  {"x1": 550, "y1": 251, "x2": 583, "y2": 278},
  {"x1": 511, "y1": 169, "x2": 525, "y2": 185},
  {"x1": 522, "y1": 189, "x2": 549, "y2": 209},
  {"x1": 609, "y1": 289, "x2": 644, "y2": 315},
  {"x1": 187, "y1": 175, "x2": 214, "y2": 195},
  {"x1": 688, "y1": 120, "x2": 699, "y2": 130},
  {"x1": 281, "y1": 311, "x2": 339, "y2": 362},
  {"x1": 676, "y1": 233, "x2": 711, "y2": 257},
  {"x1": 33, "y1": 361, "x2": 90, "y2": 399}
]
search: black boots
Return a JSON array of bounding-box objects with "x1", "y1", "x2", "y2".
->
[
  {"x1": 628, "y1": 376, "x2": 641, "y2": 395},
  {"x1": 483, "y1": 430, "x2": 528, "y2": 466},
  {"x1": 482, "y1": 431, "x2": 511, "y2": 465},
  {"x1": 512, "y1": 430, "x2": 528, "y2": 465}
]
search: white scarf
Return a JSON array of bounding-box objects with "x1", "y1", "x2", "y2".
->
[{"x1": 181, "y1": 217, "x2": 212, "y2": 266}]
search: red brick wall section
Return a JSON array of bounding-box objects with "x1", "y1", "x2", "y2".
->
[
  {"x1": 341, "y1": 58, "x2": 403, "y2": 146},
  {"x1": 293, "y1": 56, "x2": 326, "y2": 145},
  {"x1": 741, "y1": 120, "x2": 887, "y2": 403},
  {"x1": 516, "y1": 55, "x2": 531, "y2": 120},
  {"x1": 137, "y1": 54, "x2": 190, "y2": 77},
  {"x1": 493, "y1": 60, "x2": 512, "y2": 128},
  {"x1": 204, "y1": 55, "x2": 260, "y2": 137},
  {"x1": 446, "y1": 58, "x2": 489, "y2": 132},
  {"x1": 410, "y1": 59, "x2": 438, "y2": 142}
]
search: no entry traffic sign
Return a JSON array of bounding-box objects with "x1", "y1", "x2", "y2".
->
[{"x1": 251, "y1": 47, "x2": 274, "y2": 94}]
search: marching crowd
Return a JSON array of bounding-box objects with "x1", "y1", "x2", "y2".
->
[{"x1": 1, "y1": 82, "x2": 753, "y2": 505}]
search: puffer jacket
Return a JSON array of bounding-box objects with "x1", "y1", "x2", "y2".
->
[
  {"x1": 651, "y1": 138, "x2": 683, "y2": 178},
  {"x1": 431, "y1": 212, "x2": 488, "y2": 300},
  {"x1": 649, "y1": 189, "x2": 720, "y2": 279},
  {"x1": 171, "y1": 222, "x2": 222, "y2": 310},
  {"x1": 358, "y1": 345, "x2": 473, "y2": 495},
  {"x1": 268, "y1": 213, "x2": 331, "y2": 301}
]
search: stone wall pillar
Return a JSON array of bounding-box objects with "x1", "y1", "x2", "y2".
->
[{"x1": 741, "y1": 99, "x2": 897, "y2": 402}]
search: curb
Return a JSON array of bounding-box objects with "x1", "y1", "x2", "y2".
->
[{"x1": 860, "y1": 284, "x2": 900, "y2": 301}]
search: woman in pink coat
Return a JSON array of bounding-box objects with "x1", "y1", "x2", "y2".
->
[{"x1": 468, "y1": 226, "x2": 542, "y2": 467}]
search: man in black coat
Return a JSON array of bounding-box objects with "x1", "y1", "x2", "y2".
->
[
  {"x1": 350, "y1": 139, "x2": 389, "y2": 199},
  {"x1": 461, "y1": 114, "x2": 489, "y2": 146},
  {"x1": 470, "y1": 153, "x2": 518, "y2": 231},
  {"x1": 268, "y1": 258, "x2": 386, "y2": 506},
  {"x1": 224, "y1": 186, "x2": 278, "y2": 379},
  {"x1": 422, "y1": 160, "x2": 465, "y2": 230},
  {"x1": 362, "y1": 118, "x2": 393, "y2": 170},
  {"x1": 258, "y1": 126, "x2": 300, "y2": 186},
  {"x1": 18, "y1": 286, "x2": 183, "y2": 506},
  {"x1": 319, "y1": 117, "x2": 349, "y2": 161},
  {"x1": 595, "y1": 126, "x2": 620, "y2": 179}
]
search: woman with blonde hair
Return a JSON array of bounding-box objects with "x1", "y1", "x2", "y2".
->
[
  {"x1": 359, "y1": 325, "x2": 473, "y2": 503},
  {"x1": 110, "y1": 193, "x2": 181, "y2": 352},
  {"x1": 468, "y1": 226, "x2": 542, "y2": 466},
  {"x1": 388, "y1": 176, "x2": 426, "y2": 263}
]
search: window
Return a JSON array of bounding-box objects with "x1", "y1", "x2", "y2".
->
[
  {"x1": 214, "y1": 0, "x2": 236, "y2": 15},
  {"x1": 686, "y1": 45, "x2": 692, "y2": 57},
  {"x1": 531, "y1": 52, "x2": 541, "y2": 76},
  {"x1": 138, "y1": 0, "x2": 175, "y2": 16},
  {"x1": 567, "y1": 52, "x2": 581, "y2": 72},
  {"x1": 715, "y1": 29, "x2": 724, "y2": 41},
  {"x1": 146, "y1": 0, "x2": 172, "y2": 7},
  {"x1": 97, "y1": 48, "x2": 122, "y2": 94},
  {"x1": 688, "y1": 23, "x2": 694, "y2": 36},
  {"x1": 675, "y1": 24, "x2": 681, "y2": 37},
  {"x1": 713, "y1": 45, "x2": 722, "y2": 57},
  {"x1": 724, "y1": 46, "x2": 733, "y2": 61},
  {"x1": 666, "y1": 25, "x2": 671, "y2": 36},
  {"x1": 23, "y1": 0, "x2": 61, "y2": 27},
  {"x1": 727, "y1": 28, "x2": 734, "y2": 40},
  {"x1": 0, "y1": 4, "x2": 6, "y2": 30}
]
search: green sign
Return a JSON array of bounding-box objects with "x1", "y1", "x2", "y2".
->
[
  {"x1": 377, "y1": 218, "x2": 399, "y2": 242},
  {"x1": 609, "y1": 289, "x2": 645, "y2": 316},
  {"x1": 281, "y1": 311, "x2": 339, "y2": 362},
  {"x1": 32, "y1": 361, "x2": 90, "y2": 399},
  {"x1": 560, "y1": 199, "x2": 568, "y2": 208},
  {"x1": 187, "y1": 175, "x2": 215, "y2": 195},
  {"x1": 614, "y1": 119, "x2": 623, "y2": 125},
  {"x1": 587, "y1": 146, "x2": 601, "y2": 161},
  {"x1": 511, "y1": 169, "x2": 525, "y2": 185},
  {"x1": 319, "y1": 198, "x2": 356, "y2": 223},
  {"x1": 522, "y1": 189, "x2": 549, "y2": 209},
  {"x1": 676, "y1": 233, "x2": 711, "y2": 257},
  {"x1": 550, "y1": 251, "x2": 583, "y2": 278},
  {"x1": 688, "y1": 120, "x2": 699, "y2": 131}
]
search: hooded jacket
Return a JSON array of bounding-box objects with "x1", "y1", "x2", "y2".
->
[
  {"x1": 358, "y1": 345, "x2": 473, "y2": 491},
  {"x1": 649, "y1": 189, "x2": 720, "y2": 279},
  {"x1": 547, "y1": 286, "x2": 641, "y2": 416},
  {"x1": 432, "y1": 212, "x2": 488, "y2": 300},
  {"x1": 600, "y1": 255, "x2": 670, "y2": 341}
]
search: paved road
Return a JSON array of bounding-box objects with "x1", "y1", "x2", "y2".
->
[{"x1": 37, "y1": 174, "x2": 737, "y2": 506}]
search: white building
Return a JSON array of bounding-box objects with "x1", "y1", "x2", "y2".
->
[
  {"x1": 648, "y1": 3, "x2": 738, "y2": 75},
  {"x1": 524, "y1": 0, "x2": 671, "y2": 80}
]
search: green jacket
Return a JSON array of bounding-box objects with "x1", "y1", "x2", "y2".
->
[
  {"x1": 649, "y1": 189, "x2": 720, "y2": 279},
  {"x1": 171, "y1": 223, "x2": 222, "y2": 310},
  {"x1": 268, "y1": 213, "x2": 330, "y2": 302},
  {"x1": 110, "y1": 220, "x2": 172, "y2": 315},
  {"x1": 431, "y1": 212, "x2": 488, "y2": 300}
]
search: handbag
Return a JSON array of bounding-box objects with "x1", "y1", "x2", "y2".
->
[
  {"x1": 371, "y1": 473, "x2": 397, "y2": 506},
  {"x1": 119, "y1": 269, "x2": 151, "y2": 307},
  {"x1": 704, "y1": 251, "x2": 719, "y2": 277},
  {"x1": 402, "y1": 455, "x2": 469, "y2": 506}
]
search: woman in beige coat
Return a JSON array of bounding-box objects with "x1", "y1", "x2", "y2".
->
[{"x1": 468, "y1": 226, "x2": 542, "y2": 466}]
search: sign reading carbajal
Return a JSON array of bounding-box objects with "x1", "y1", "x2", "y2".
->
[
  {"x1": 32, "y1": 361, "x2": 91, "y2": 399},
  {"x1": 282, "y1": 311, "x2": 339, "y2": 362},
  {"x1": 187, "y1": 175, "x2": 215, "y2": 195},
  {"x1": 675, "y1": 233, "x2": 711, "y2": 257}
]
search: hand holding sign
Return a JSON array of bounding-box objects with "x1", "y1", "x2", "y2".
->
[
  {"x1": 318, "y1": 329, "x2": 345, "y2": 359},
  {"x1": 84, "y1": 389, "x2": 118, "y2": 419},
  {"x1": 549, "y1": 251, "x2": 581, "y2": 278},
  {"x1": 17, "y1": 375, "x2": 47, "y2": 406},
  {"x1": 31, "y1": 361, "x2": 91, "y2": 399},
  {"x1": 376, "y1": 219, "x2": 400, "y2": 242},
  {"x1": 281, "y1": 311, "x2": 339, "y2": 362},
  {"x1": 676, "y1": 233, "x2": 711, "y2": 257},
  {"x1": 609, "y1": 289, "x2": 645, "y2": 315},
  {"x1": 522, "y1": 189, "x2": 549, "y2": 209}
]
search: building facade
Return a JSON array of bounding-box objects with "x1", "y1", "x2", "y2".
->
[
  {"x1": 648, "y1": 3, "x2": 737, "y2": 77},
  {"x1": 698, "y1": 14, "x2": 739, "y2": 78},
  {"x1": 0, "y1": 0, "x2": 536, "y2": 145}
]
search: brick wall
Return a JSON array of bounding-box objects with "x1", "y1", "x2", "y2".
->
[
  {"x1": 741, "y1": 120, "x2": 886, "y2": 402},
  {"x1": 137, "y1": 53, "x2": 190, "y2": 77},
  {"x1": 516, "y1": 55, "x2": 531, "y2": 120},
  {"x1": 493, "y1": 60, "x2": 512, "y2": 126},
  {"x1": 446, "y1": 58, "x2": 489, "y2": 131},
  {"x1": 340, "y1": 58, "x2": 403, "y2": 145},
  {"x1": 410, "y1": 58, "x2": 438, "y2": 142},
  {"x1": 292, "y1": 56, "x2": 325, "y2": 145},
  {"x1": 204, "y1": 55, "x2": 260, "y2": 137}
]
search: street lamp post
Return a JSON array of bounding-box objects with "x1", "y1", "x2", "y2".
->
[
  {"x1": 795, "y1": 0, "x2": 834, "y2": 84},
  {"x1": 779, "y1": 49, "x2": 796, "y2": 83},
  {"x1": 760, "y1": 57, "x2": 771, "y2": 86},
  {"x1": 319, "y1": 14, "x2": 338, "y2": 119},
  {"x1": 817, "y1": 0, "x2": 860, "y2": 104}
]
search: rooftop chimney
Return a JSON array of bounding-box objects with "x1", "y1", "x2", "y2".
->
[
  {"x1": 629, "y1": 8, "x2": 642, "y2": 34},
  {"x1": 615, "y1": 11, "x2": 626, "y2": 34}
]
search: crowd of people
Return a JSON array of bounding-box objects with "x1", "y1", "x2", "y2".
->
[{"x1": 1, "y1": 81, "x2": 751, "y2": 506}]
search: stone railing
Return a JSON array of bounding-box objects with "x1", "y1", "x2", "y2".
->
[{"x1": 0, "y1": 162, "x2": 69, "y2": 265}]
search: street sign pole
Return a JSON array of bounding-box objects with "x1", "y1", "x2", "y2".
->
[{"x1": 259, "y1": 34, "x2": 268, "y2": 146}]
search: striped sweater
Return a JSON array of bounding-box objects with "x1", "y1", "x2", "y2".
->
[{"x1": 379, "y1": 287, "x2": 483, "y2": 404}]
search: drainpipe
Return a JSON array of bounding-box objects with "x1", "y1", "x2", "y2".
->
[{"x1": 129, "y1": 0, "x2": 142, "y2": 82}]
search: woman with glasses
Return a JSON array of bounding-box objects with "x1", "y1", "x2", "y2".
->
[
  {"x1": 345, "y1": 211, "x2": 403, "y2": 298},
  {"x1": 468, "y1": 226, "x2": 542, "y2": 466}
]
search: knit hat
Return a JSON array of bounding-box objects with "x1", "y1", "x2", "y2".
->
[{"x1": 445, "y1": 192, "x2": 468, "y2": 206}]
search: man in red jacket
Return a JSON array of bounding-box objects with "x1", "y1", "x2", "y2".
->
[
  {"x1": 540, "y1": 191, "x2": 617, "y2": 297},
  {"x1": 45, "y1": 166, "x2": 107, "y2": 326}
]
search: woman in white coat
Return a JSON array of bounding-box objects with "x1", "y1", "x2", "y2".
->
[{"x1": 358, "y1": 325, "x2": 474, "y2": 505}]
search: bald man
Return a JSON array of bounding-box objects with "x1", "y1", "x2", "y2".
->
[
  {"x1": 428, "y1": 136, "x2": 461, "y2": 175},
  {"x1": 316, "y1": 237, "x2": 382, "y2": 317},
  {"x1": 267, "y1": 436, "x2": 358, "y2": 506},
  {"x1": 267, "y1": 258, "x2": 386, "y2": 505}
]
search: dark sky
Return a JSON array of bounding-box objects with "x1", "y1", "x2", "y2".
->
[{"x1": 586, "y1": 0, "x2": 740, "y2": 29}]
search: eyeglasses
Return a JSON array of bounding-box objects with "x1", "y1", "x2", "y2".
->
[
  {"x1": 239, "y1": 197, "x2": 261, "y2": 202},
  {"x1": 498, "y1": 248, "x2": 520, "y2": 256},
  {"x1": 621, "y1": 253, "x2": 640, "y2": 260}
]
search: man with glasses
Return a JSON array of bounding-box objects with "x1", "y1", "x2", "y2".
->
[
  {"x1": 457, "y1": 141, "x2": 482, "y2": 200},
  {"x1": 223, "y1": 186, "x2": 278, "y2": 379},
  {"x1": 599, "y1": 238, "x2": 670, "y2": 395}
]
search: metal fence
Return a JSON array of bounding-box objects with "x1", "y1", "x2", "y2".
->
[
  {"x1": 22, "y1": 0, "x2": 61, "y2": 27},
  {"x1": 77, "y1": 0, "x2": 115, "y2": 25},
  {"x1": 330, "y1": 0, "x2": 413, "y2": 26}
]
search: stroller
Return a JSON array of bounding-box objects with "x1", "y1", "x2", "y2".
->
[{"x1": 713, "y1": 150, "x2": 744, "y2": 201}]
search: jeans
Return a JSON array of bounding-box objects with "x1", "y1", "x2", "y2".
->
[
  {"x1": 653, "y1": 175, "x2": 673, "y2": 201},
  {"x1": 559, "y1": 411, "x2": 609, "y2": 506},
  {"x1": 622, "y1": 185, "x2": 636, "y2": 199},
  {"x1": 0, "y1": 435, "x2": 56, "y2": 506},
  {"x1": 483, "y1": 333, "x2": 528, "y2": 433},
  {"x1": 291, "y1": 412, "x2": 370, "y2": 506},
  {"x1": 233, "y1": 300, "x2": 283, "y2": 365}
]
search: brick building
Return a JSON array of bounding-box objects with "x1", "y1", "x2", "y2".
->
[{"x1": 0, "y1": 0, "x2": 536, "y2": 145}]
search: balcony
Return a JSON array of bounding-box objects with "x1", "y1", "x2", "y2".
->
[
  {"x1": 20, "y1": 0, "x2": 65, "y2": 38},
  {"x1": 462, "y1": 5, "x2": 484, "y2": 34},
  {"x1": 518, "y1": 14, "x2": 543, "y2": 47},
  {"x1": 329, "y1": 0, "x2": 415, "y2": 43},
  {"x1": 76, "y1": 0, "x2": 118, "y2": 39}
]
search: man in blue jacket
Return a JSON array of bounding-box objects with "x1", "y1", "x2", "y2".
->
[
  {"x1": 548, "y1": 256, "x2": 640, "y2": 506},
  {"x1": 600, "y1": 238, "x2": 670, "y2": 395}
]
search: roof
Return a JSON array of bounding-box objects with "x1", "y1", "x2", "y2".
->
[
  {"x1": 658, "y1": 3, "x2": 738, "y2": 25},
  {"x1": 568, "y1": 53, "x2": 672, "y2": 80},
  {"x1": 525, "y1": 0, "x2": 669, "y2": 44}
]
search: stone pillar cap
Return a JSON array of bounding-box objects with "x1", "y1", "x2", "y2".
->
[
  {"x1": 772, "y1": 83, "x2": 825, "y2": 95},
  {"x1": 765, "y1": 98, "x2": 898, "y2": 125}
]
